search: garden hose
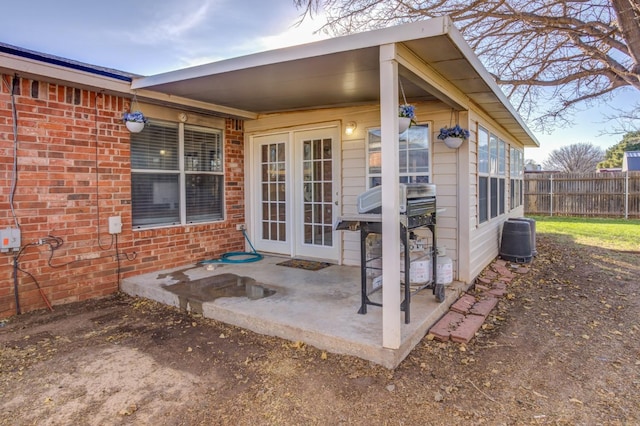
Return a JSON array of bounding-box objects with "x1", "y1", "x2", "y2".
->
[{"x1": 200, "y1": 229, "x2": 263, "y2": 264}]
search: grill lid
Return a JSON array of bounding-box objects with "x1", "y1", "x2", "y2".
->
[{"x1": 357, "y1": 183, "x2": 436, "y2": 214}]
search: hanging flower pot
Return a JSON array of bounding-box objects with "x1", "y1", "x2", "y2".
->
[
  {"x1": 398, "y1": 104, "x2": 415, "y2": 133},
  {"x1": 443, "y1": 136, "x2": 464, "y2": 149},
  {"x1": 123, "y1": 111, "x2": 148, "y2": 133},
  {"x1": 125, "y1": 120, "x2": 145, "y2": 133},
  {"x1": 398, "y1": 117, "x2": 411, "y2": 133},
  {"x1": 437, "y1": 124, "x2": 469, "y2": 149}
]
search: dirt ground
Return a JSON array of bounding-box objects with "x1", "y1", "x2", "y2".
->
[{"x1": 1, "y1": 233, "x2": 639, "y2": 425}]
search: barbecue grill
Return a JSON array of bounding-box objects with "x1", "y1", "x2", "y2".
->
[{"x1": 336, "y1": 183, "x2": 443, "y2": 324}]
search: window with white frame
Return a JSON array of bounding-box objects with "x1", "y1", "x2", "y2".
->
[
  {"x1": 498, "y1": 138, "x2": 506, "y2": 216},
  {"x1": 478, "y1": 126, "x2": 506, "y2": 223},
  {"x1": 478, "y1": 126, "x2": 489, "y2": 223},
  {"x1": 367, "y1": 125, "x2": 430, "y2": 188},
  {"x1": 510, "y1": 146, "x2": 524, "y2": 209},
  {"x1": 131, "y1": 121, "x2": 224, "y2": 228}
]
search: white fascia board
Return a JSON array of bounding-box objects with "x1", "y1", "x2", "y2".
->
[
  {"x1": 0, "y1": 52, "x2": 131, "y2": 94},
  {"x1": 133, "y1": 17, "x2": 451, "y2": 90},
  {"x1": 134, "y1": 88, "x2": 258, "y2": 119}
]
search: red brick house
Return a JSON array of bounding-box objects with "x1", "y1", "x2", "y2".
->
[{"x1": 0, "y1": 44, "x2": 247, "y2": 317}]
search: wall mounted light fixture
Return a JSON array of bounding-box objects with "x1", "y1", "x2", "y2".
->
[{"x1": 345, "y1": 121, "x2": 357, "y2": 135}]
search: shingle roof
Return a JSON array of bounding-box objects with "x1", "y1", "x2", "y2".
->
[{"x1": 0, "y1": 42, "x2": 136, "y2": 82}]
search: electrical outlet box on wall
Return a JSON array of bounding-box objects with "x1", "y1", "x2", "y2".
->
[
  {"x1": 1, "y1": 227, "x2": 21, "y2": 252},
  {"x1": 108, "y1": 216, "x2": 122, "y2": 235}
]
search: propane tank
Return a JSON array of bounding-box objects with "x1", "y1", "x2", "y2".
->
[{"x1": 436, "y1": 246, "x2": 453, "y2": 285}]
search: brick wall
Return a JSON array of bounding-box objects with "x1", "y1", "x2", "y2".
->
[{"x1": 0, "y1": 75, "x2": 245, "y2": 317}]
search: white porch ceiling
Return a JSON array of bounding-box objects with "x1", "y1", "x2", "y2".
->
[{"x1": 133, "y1": 18, "x2": 538, "y2": 147}]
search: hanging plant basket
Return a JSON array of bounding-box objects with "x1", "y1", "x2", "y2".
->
[
  {"x1": 123, "y1": 109, "x2": 148, "y2": 133},
  {"x1": 437, "y1": 122, "x2": 469, "y2": 149},
  {"x1": 125, "y1": 120, "x2": 145, "y2": 133},
  {"x1": 398, "y1": 82, "x2": 415, "y2": 134},
  {"x1": 398, "y1": 117, "x2": 411, "y2": 133},
  {"x1": 443, "y1": 136, "x2": 464, "y2": 149}
]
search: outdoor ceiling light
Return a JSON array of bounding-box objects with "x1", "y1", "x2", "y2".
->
[{"x1": 345, "y1": 121, "x2": 357, "y2": 135}]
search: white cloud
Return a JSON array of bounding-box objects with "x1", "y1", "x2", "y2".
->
[
  {"x1": 168, "y1": 12, "x2": 330, "y2": 71},
  {"x1": 121, "y1": 0, "x2": 217, "y2": 46},
  {"x1": 257, "y1": 13, "x2": 329, "y2": 51},
  {"x1": 159, "y1": 2, "x2": 212, "y2": 38}
]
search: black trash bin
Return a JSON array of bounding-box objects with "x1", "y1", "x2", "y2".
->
[{"x1": 499, "y1": 220, "x2": 532, "y2": 263}]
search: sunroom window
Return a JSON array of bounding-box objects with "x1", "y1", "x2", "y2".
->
[
  {"x1": 510, "y1": 147, "x2": 524, "y2": 209},
  {"x1": 478, "y1": 126, "x2": 506, "y2": 224},
  {"x1": 367, "y1": 125, "x2": 430, "y2": 188},
  {"x1": 131, "y1": 121, "x2": 224, "y2": 228}
]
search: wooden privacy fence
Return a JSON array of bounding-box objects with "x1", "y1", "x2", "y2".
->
[{"x1": 524, "y1": 171, "x2": 640, "y2": 218}]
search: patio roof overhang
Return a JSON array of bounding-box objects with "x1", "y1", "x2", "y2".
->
[
  {"x1": 131, "y1": 17, "x2": 539, "y2": 351},
  {"x1": 132, "y1": 17, "x2": 539, "y2": 148}
]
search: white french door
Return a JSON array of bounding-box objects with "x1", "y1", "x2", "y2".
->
[
  {"x1": 293, "y1": 128, "x2": 340, "y2": 260},
  {"x1": 253, "y1": 133, "x2": 291, "y2": 255},
  {"x1": 252, "y1": 127, "x2": 340, "y2": 262}
]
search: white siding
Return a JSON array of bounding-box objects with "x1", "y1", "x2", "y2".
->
[
  {"x1": 467, "y1": 110, "x2": 528, "y2": 280},
  {"x1": 243, "y1": 102, "x2": 527, "y2": 278},
  {"x1": 341, "y1": 138, "x2": 366, "y2": 266},
  {"x1": 430, "y1": 109, "x2": 462, "y2": 281}
]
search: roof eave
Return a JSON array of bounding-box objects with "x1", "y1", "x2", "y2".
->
[
  {"x1": 439, "y1": 21, "x2": 539, "y2": 147},
  {"x1": 0, "y1": 49, "x2": 132, "y2": 94},
  {"x1": 132, "y1": 17, "x2": 452, "y2": 90}
]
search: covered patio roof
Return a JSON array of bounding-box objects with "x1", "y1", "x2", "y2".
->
[{"x1": 132, "y1": 17, "x2": 539, "y2": 147}]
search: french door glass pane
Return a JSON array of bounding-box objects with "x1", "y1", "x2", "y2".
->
[
  {"x1": 261, "y1": 142, "x2": 286, "y2": 242},
  {"x1": 302, "y1": 138, "x2": 332, "y2": 247}
]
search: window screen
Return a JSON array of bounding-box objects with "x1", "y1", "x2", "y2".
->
[{"x1": 131, "y1": 121, "x2": 224, "y2": 228}]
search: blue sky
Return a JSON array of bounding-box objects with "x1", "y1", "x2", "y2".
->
[{"x1": 1, "y1": 0, "x2": 636, "y2": 164}]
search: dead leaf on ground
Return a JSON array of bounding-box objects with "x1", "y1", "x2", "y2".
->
[{"x1": 119, "y1": 404, "x2": 138, "y2": 416}]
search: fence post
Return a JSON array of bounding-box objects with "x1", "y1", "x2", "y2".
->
[
  {"x1": 625, "y1": 171, "x2": 629, "y2": 220},
  {"x1": 550, "y1": 174, "x2": 554, "y2": 217}
]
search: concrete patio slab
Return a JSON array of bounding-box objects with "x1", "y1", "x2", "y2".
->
[{"x1": 121, "y1": 255, "x2": 469, "y2": 368}]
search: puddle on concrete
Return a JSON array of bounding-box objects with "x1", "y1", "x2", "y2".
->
[{"x1": 161, "y1": 272, "x2": 276, "y2": 314}]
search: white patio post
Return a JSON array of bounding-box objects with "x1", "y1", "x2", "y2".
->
[{"x1": 379, "y1": 44, "x2": 402, "y2": 349}]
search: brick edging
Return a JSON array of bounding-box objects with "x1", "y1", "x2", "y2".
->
[{"x1": 428, "y1": 259, "x2": 530, "y2": 343}]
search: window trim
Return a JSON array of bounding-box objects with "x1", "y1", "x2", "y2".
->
[
  {"x1": 131, "y1": 120, "x2": 225, "y2": 229},
  {"x1": 478, "y1": 125, "x2": 508, "y2": 224},
  {"x1": 366, "y1": 123, "x2": 431, "y2": 188},
  {"x1": 510, "y1": 146, "x2": 524, "y2": 210}
]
